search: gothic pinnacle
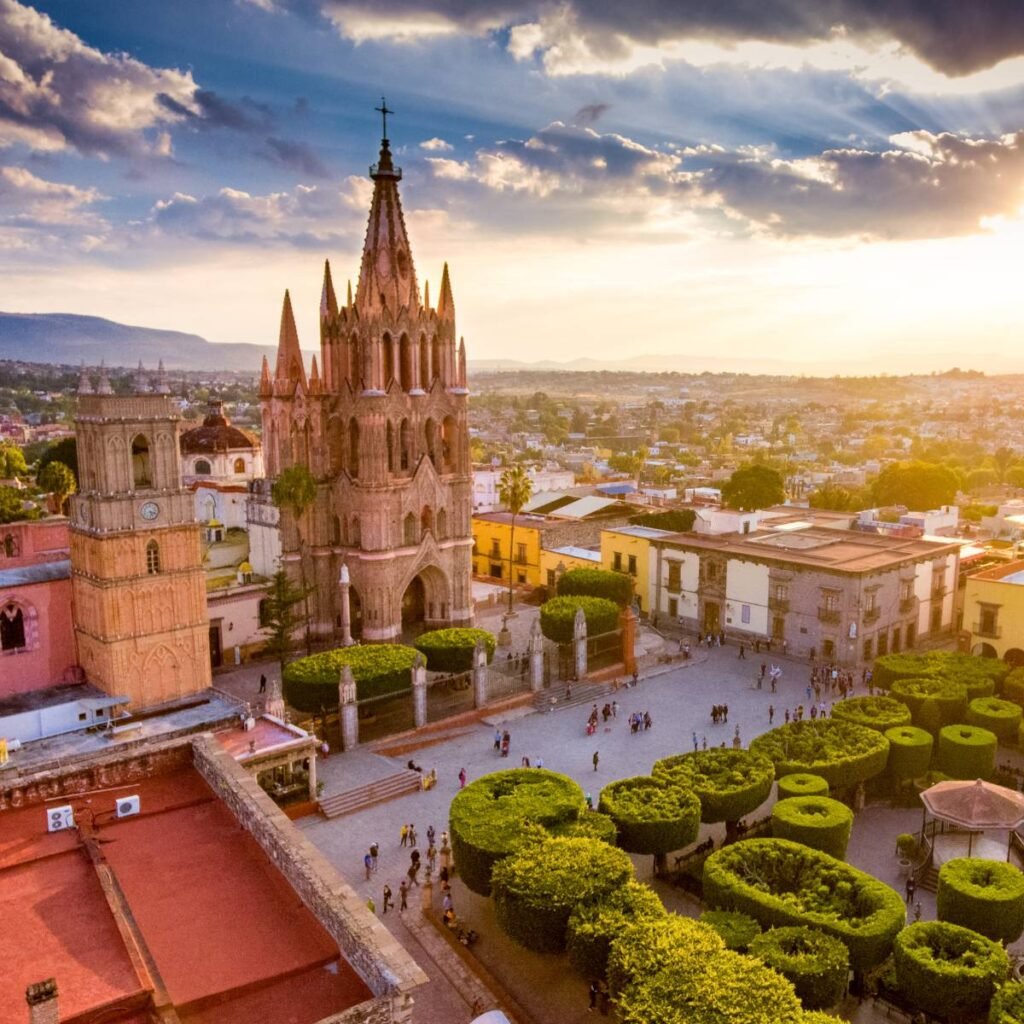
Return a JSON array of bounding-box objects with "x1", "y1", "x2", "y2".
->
[
  {"x1": 321, "y1": 258, "x2": 338, "y2": 319},
  {"x1": 275, "y1": 289, "x2": 307, "y2": 388},
  {"x1": 437, "y1": 262, "x2": 455, "y2": 321}
]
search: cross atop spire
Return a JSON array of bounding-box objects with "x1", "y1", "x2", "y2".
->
[{"x1": 375, "y1": 96, "x2": 393, "y2": 141}]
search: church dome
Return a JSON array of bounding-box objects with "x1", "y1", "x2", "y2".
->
[{"x1": 181, "y1": 400, "x2": 258, "y2": 455}]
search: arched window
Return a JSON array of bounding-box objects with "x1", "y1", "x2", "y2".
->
[
  {"x1": 425, "y1": 419, "x2": 437, "y2": 467},
  {"x1": 349, "y1": 333, "x2": 361, "y2": 388},
  {"x1": 349, "y1": 418, "x2": 360, "y2": 478},
  {"x1": 400, "y1": 419, "x2": 411, "y2": 472},
  {"x1": 332, "y1": 515, "x2": 342, "y2": 545},
  {"x1": 233, "y1": 457, "x2": 246, "y2": 474},
  {"x1": 431, "y1": 336, "x2": 442, "y2": 384},
  {"x1": 437, "y1": 508, "x2": 448, "y2": 540},
  {"x1": 421, "y1": 506, "x2": 433, "y2": 536},
  {"x1": 146, "y1": 539, "x2": 161, "y2": 575},
  {"x1": 194, "y1": 459, "x2": 211, "y2": 475},
  {"x1": 351, "y1": 515, "x2": 361, "y2": 548},
  {"x1": 400, "y1": 334, "x2": 413, "y2": 391},
  {"x1": 0, "y1": 603, "x2": 25, "y2": 651},
  {"x1": 404, "y1": 513, "x2": 417, "y2": 546},
  {"x1": 2, "y1": 533, "x2": 17, "y2": 558},
  {"x1": 442, "y1": 416, "x2": 456, "y2": 469},
  {"x1": 419, "y1": 334, "x2": 429, "y2": 389},
  {"x1": 131, "y1": 434, "x2": 152, "y2": 487},
  {"x1": 382, "y1": 332, "x2": 395, "y2": 388},
  {"x1": 386, "y1": 421, "x2": 395, "y2": 474}
]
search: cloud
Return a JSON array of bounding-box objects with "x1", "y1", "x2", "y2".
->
[
  {"x1": 260, "y1": 136, "x2": 332, "y2": 177},
  {"x1": 420, "y1": 137, "x2": 453, "y2": 151},
  {"x1": 0, "y1": 0, "x2": 199, "y2": 156},
  {"x1": 308, "y1": 1, "x2": 1024, "y2": 78},
  {"x1": 0, "y1": 165, "x2": 103, "y2": 224},
  {"x1": 574, "y1": 103, "x2": 609, "y2": 125}
]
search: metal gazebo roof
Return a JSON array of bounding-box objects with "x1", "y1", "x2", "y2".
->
[{"x1": 921, "y1": 778, "x2": 1024, "y2": 831}]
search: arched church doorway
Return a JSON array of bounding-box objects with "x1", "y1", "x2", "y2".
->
[
  {"x1": 402, "y1": 576, "x2": 425, "y2": 628},
  {"x1": 349, "y1": 585, "x2": 363, "y2": 640}
]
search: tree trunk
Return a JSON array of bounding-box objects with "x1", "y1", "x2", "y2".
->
[{"x1": 507, "y1": 514, "x2": 516, "y2": 615}]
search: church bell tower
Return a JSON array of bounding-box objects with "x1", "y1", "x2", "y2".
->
[{"x1": 70, "y1": 364, "x2": 211, "y2": 708}]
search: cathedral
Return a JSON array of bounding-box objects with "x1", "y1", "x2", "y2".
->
[{"x1": 259, "y1": 125, "x2": 474, "y2": 642}]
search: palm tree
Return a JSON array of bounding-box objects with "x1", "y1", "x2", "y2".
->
[
  {"x1": 498, "y1": 463, "x2": 532, "y2": 617},
  {"x1": 272, "y1": 465, "x2": 317, "y2": 653}
]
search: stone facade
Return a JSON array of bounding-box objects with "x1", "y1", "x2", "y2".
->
[
  {"x1": 260, "y1": 133, "x2": 473, "y2": 641},
  {"x1": 69, "y1": 370, "x2": 211, "y2": 707}
]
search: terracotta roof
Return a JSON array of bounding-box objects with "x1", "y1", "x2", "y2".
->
[
  {"x1": 181, "y1": 401, "x2": 257, "y2": 454},
  {"x1": 921, "y1": 778, "x2": 1024, "y2": 830}
]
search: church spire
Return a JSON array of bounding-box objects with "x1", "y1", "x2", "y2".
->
[
  {"x1": 355, "y1": 106, "x2": 419, "y2": 317},
  {"x1": 437, "y1": 262, "x2": 455, "y2": 321},
  {"x1": 275, "y1": 289, "x2": 307, "y2": 389},
  {"x1": 259, "y1": 355, "x2": 272, "y2": 396},
  {"x1": 320, "y1": 258, "x2": 338, "y2": 320}
]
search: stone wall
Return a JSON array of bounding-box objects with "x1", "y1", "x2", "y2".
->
[{"x1": 191, "y1": 735, "x2": 426, "y2": 1021}]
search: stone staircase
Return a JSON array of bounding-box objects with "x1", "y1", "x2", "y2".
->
[
  {"x1": 917, "y1": 862, "x2": 940, "y2": 892},
  {"x1": 530, "y1": 680, "x2": 626, "y2": 714},
  {"x1": 318, "y1": 769, "x2": 423, "y2": 819}
]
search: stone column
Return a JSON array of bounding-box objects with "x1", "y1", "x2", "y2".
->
[
  {"x1": 420, "y1": 869, "x2": 433, "y2": 912},
  {"x1": 473, "y1": 638, "x2": 489, "y2": 709},
  {"x1": 529, "y1": 617, "x2": 544, "y2": 692},
  {"x1": 307, "y1": 746, "x2": 318, "y2": 802},
  {"x1": 338, "y1": 562, "x2": 354, "y2": 646},
  {"x1": 620, "y1": 603, "x2": 639, "y2": 678},
  {"x1": 412, "y1": 654, "x2": 428, "y2": 729},
  {"x1": 339, "y1": 665, "x2": 359, "y2": 751},
  {"x1": 573, "y1": 607, "x2": 588, "y2": 681}
]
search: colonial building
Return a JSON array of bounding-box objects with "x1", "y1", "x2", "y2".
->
[
  {"x1": 963, "y1": 559, "x2": 1024, "y2": 665},
  {"x1": 259, "y1": 127, "x2": 473, "y2": 641},
  {"x1": 69, "y1": 365, "x2": 211, "y2": 707}
]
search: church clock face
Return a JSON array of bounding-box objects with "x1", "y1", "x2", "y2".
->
[{"x1": 139, "y1": 501, "x2": 160, "y2": 522}]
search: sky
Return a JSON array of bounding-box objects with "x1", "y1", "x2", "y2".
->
[{"x1": 2, "y1": 0, "x2": 1024, "y2": 373}]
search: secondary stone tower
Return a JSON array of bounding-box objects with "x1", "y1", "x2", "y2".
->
[
  {"x1": 260, "y1": 110, "x2": 473, "y2": 641},
  {"x1": 70, "y1": 364, "x2": 212, "y2": 707}
]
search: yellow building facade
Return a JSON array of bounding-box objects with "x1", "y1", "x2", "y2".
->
[
  {"x1": 472, "y1": 514, "x2": 545, "y2": 588},
  {"x1": 600, "y1": 526, "x2": 675, "y2": 614},
  {"x1": 963, "y1": 559, "x2": 1024, "y2": 665},
  {"x1": 539, "y1": 546, "x2": 602, "y2": 593}
]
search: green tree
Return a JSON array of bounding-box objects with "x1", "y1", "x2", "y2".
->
[
  {"x1": 498, "y1": 463, "x2": 532, "y2": 616},
  {"x1": 1007, "y1": 466, "x2": 1024, "y2": 489},
  {"x1": 259, "y1": 569, "x2": 309, "y2": 676},
  {"x1": 993, "y1": 446, "x2": 1015, "y2": 484},
  {"x1": 870, "y1": 460, "x2": 959, "y2": 510},
  {"x1": 0, "y1": 485, "x2": 33, "y2": 524},
  {"x1": 0, "y1": 442, "x2": 28, "y2": 479},
  {"x1": 271, "y1": 465, "x2": 317, "y2": 653},
  {"x1": 965, "y1": 467, "x2": 998, "y2": 492},
  {"x1": 721, "y1": 464, "x2": 785, "y2": 511},
  {"x1": 807, "y1": 481, "x2": 869, "y2": 512},
  {"x1": 37, "y1": 461, "x2": 76, "y2": 513},
  {"x1": 36, "y1": 437, "x2": 78, "y2": 480}
]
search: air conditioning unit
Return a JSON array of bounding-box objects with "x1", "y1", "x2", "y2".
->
[
  {"x1": 47, "y1": 805, "x2": 74, "y2": 832},
  {"x1": 116, "y1": 795, "x2": 141, "y2": 818}
]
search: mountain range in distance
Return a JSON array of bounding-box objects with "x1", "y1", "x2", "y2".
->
[{"x1": 0, "y1": 311, "x2": 1018, "y2": 377}]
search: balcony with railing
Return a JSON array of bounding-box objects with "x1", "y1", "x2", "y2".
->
[
  {"x1": 863, "y1": 606, "x2": 881, "y2": 624},
  {"x1": 899, "y1": 596, "x2": 917, "y2": 614},
  {"x1": 972, "y1": 622, "x2": 1002, "y2": 639},
  {"x1": 768, "y1": 595, "x2": 790, "y2": 614},
  {"x1": 817, "y1": 607, "x2": 841, "y2": 624}
]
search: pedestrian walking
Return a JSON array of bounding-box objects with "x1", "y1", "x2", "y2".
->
[
  {"x1": 458, "y1": 767, "x2": 467, "y2": 788},
  {"x1": 768, "y1": 705, "x2": 775, "y2": 724},
  {"x1": 399, "y1": 879, "x2": 409, "y2": 911},
  {"x1": 408, "y1": 824, "x2": 417, "y2": 847},
  {"x1": 407, "y1": 862, "x2": 420, "y2": 887},
  {"x1": 589, "y1": 980, "x2": 599, "y2": 1011},
  {"x1": 738, "y1": 643, "x2": 746, "y2": 660},
  {"x1": 701, "y1": 735, "x2": 707, "y2": 750},
  {"x1": 905, "y1": 875, "x2": 916, "y2": 905},
  {"x1": 369, "y1": 842, "x2": 379, "y2": 871},
  {"x1": 494, "y1": 728, "x2": 501, "y2": 752},
  {"x1": 611, "y1": 700, "x2": 618, "y2": 718},
  {"x1": 367, "y1": 895, "x2": 376, "y2": 915},
  {"x1": 427, "y1": 843, "x2": 437, "y2": 872},
  {"x1": 592, "y1": 750, "x2": 600, "y2": 772},
  {"x1": 364, "y1": 852, "x2": 372, "y2": 880},
  {"x1": 259, "y1": 673, "x2": 267, "y2": 694},
  {"x1": 692, "y1": 731, "x2": 698, "y2": 752},
  {"x1": 426, "y1": 824, "x2": 435, "y2": 846},
  {"x1": 399, "y1": 824, "x2": 408, "y2": 848},
  {"x1": 733, "y1": 725, "x2": 741, "y2": 749},
  {"x1": 382, "y1": 884, "x2": 393, "y2": 913}
]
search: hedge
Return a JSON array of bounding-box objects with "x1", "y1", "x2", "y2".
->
[
  {"x1": 771, "y1": 796, "x2": 854, "y2": 860},
  {"x1": 936, "y1": 723, "x2": 997, "y2": 780},
  {"x1": 884, "y1": 726, "x2": 934, "y2": 781},
  {"x1": 598, "y1": 776, "x2": 701, "y2": 855},
  {"x1": 700, "y1": 910, "x2": 762, "y2": 951},
  {"x1": 937, "y1": 858, "x2": 1024, "y2": 944},
  {"x1": 1004, "y1": 667, "x2": 1024, "y2": 706},
  {"x1": 550, "y1": 810, "x2": 619, "y2": 845},
  {"x1": 893, "y1": 921, "x2": 1009, "y2": 1020},
  {"x1": 449, "y1": 769, "x2": 587, "y2": 895},
  {"x1": 748, "y1": 926, "x2": 850, "y2": 1010},
  {"x1": 831, "y1": 696, "x2": 911, "y2": 733},
  {"x1": 874, "y1": 652, "x2": 1007, "y2": 696},
  {"x1": 491, "y1": 836, "x2": 634, "y2": 952},
  {"x1": 777, "y1": 773, "x2": 830, "y2": 800},
  {"x1": 539, "y1": 595, "x2": 619, "y2": 643},
  {"x1": 652, "y1": 748, "x2": 775, "y2": 825},
  {"x1": 567, "y1": 880, "x2": 666, "y2": 978},
  {"x1": 282, "y1": 643, "x2": 419, "y2": 711},
  {"x1": 748, "y1": 720, "x2": 890, "y2": 792},
  {"x1": 702, "y1": 838, "x2": 905, "y2": 972},
  {"x1": 968, "y1": 696, "x2": 1023, "y2": 742},
  {"x1": 991, "y1": 980, "x2": 1024, "y2": 1024},
  {"x1": 890, "y1": 676, "x2": 969, "y2": 732},
  {"x1": 557, "y1": 567, "x2": 634, "y2": 607},
  {"x1": 412, "y1": 627, "x2": 495, "y2": 672}
]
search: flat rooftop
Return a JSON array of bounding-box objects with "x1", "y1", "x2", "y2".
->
[
  {"x1": 0, "y1": 766, "x2": 371, "y2": 1023},
  {"x1": 971, "y1": 559, "x2": 1024, "y2": 585}
]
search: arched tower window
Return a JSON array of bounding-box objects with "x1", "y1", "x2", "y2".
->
[
  {"x1": 431, "y1": 336, "x2": 442, "y2": 385},
  {"x1": 421, "y1": 506, "x2": 433, "y2": 536},
  {"x1": 0, "y1": 603, "x2": 25, "y2": 651},
  {"x1": 442, "y1": 416, "x2": 457, "y2": 470},
  {"x1": 331, "y1": 515, "x2": 342, "y2": 545},
  {"x1": 146, "y1": 539, "x2": 161, "y2": 575},
  {"x1": 399, "y1": 419, "x2": 411, "y2": 472},
  {"x1": 403, "y1": 513, "x2": 418, "y2": 547},
  {"x1": 194, "y1": 459, "x2": 211, "y2": 475},
  {"x1": 233, "y1": 457, "x2": 246, "y2": 474},
  {"x1": 382, "y1": 333, "x2": 395, "y2": 388},
  {"x1": 349, "y1": 333, "x2": 361, "y2": 389},
  {"x1": 437, "y1": 508, "x2": 448, "y2": 540},
  {"x1": 351, "y1": 515, "x2": 361, "y2": 548},
  {"x1": 400, "y1": 334, "x2": 414, "y2": 391},
  {"x1": 131, "y1": 434, "x2": 151, "y2": 488},
  {"x1": 386, "y1": 421, "x2": 395, "y2": 474},
  {"x1": 425, "y1": 419, "x2": 437, "y2": 467},
  {"x1": 348, "y1": 418, "x2": 360, "y2": 478},
  {"x1": 419, "y1": 334, "x2": 429, "y2": 389}
]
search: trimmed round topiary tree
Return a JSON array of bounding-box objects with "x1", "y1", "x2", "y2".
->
[
  {"x1": 282, "y1": 643, "x2": 419, "y2": 712},
  {"x1": 831, "y1": 695, "x2": 911, "y2": 733},
  {"x1": 890, "y1": 676, "x2": 968, "y2": 731},
  {"x1": 874, "y1": 651, "x2": 1007, "y2": 696},
  {"x1": 748, "y1": 719, "x2": 890, "y2": 793},
  {"x1": 936, "y1": 723, "x2": 998, "y2": 779},
  {"x1": 557, "y1": 567, "x2": 634, "y2": 607},
  {"x1": 652, "y1": 748, "x2": 775, "y2": 841},
  {"x1": 491, "y1": 836, "x2": 634, "y2": 952},
  {"x1": 748, "y1": 926, "x2": 850, "y2": 1010},
  {"x1": 703, "y1": 837, "x2": 905, "y2": 972},
  {"x1": 968, "y1": 697, "x2": 1023, "y2": 743},
  {"x1": 937, "y1": 858, "x2": 1024, "y2": 944},
  {"x1": 598, "y1": 775, "x2": 701, "y2": 871},
  {"x1": 771, "y1": 796, "x2": 854, "y2": 860},
  {"x1": 893, "y1": 921, "x2": 1009, "y2": 1021},
  {"x1": 884, "y1": 725, "x2": 934, "y2": 782},
  {"x1": 990, "y1": 979, "x2": 1024, "y2": 1023},
  {"x1": 777, "y1": 773, "x2": 830, "y2": 800},
  {"x1": 1004, "y1": 667, "x2": 1024, "y2": 706},
  {"x1": 539, "y1": 595, "x2": 619, "y2": 643},
  {"x1": 567, "y1": 879, "x2": 666, "y2": 979},
  {"x1": 449, "y1": 768, "x2": 587, "y2": 895},
  {"x1": 699, "y1": 909, "x2": 762, "y2": 951},
  {"x1": 412, "y1": 627, "x2": 495, "y2": 672}
]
